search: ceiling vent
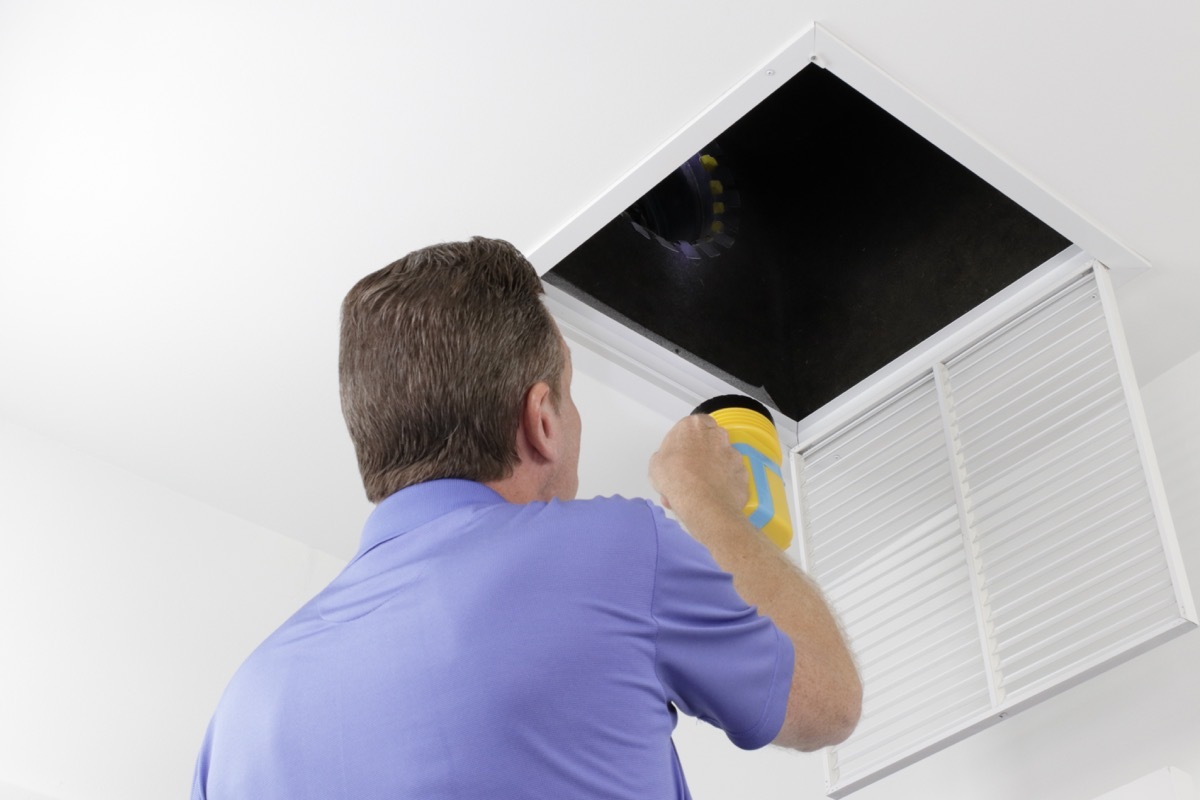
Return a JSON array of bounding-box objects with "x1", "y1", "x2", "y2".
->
[
  {"x1": 791, "y1": 254, "x2": 1195, "y2": 795},
  {"x1": 530, "y1": 24, "x2": 1148, "y2": 440},
  {"x1": 545, "y1": 62, "x2": 1070, "y2": 423}
]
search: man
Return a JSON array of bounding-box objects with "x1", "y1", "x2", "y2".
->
[{"x1": 192, "y1": 237, "x2": 861, "y2": 799}]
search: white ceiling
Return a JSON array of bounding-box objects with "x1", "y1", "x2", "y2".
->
[{"x1": 2, "y1": 1, "x2": 1198, "y2": 560}]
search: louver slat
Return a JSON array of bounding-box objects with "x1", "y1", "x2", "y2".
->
[{"x1": 795, "y1": 262, "x2": 1195, "y2": 797}]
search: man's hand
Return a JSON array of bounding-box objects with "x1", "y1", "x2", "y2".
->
[{"x1": 649, "y1": 413, "x2": 748, "y2": 523}]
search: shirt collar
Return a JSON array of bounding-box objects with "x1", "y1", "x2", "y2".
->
[{"x1": 355, "y1": 479, "x2": 507, "y2": 559}]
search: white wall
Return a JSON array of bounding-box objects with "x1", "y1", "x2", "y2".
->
[
  {"x1": 0, "y1": 781, "x2": 57, "y2": 800},
  {"x1": 0, "y1": 420, "x2": 345, "y2": 800}
]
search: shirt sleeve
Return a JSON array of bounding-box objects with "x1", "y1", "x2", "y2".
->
[{"x1": 647, "y1": 501, "x2": 795, "y2": 750}]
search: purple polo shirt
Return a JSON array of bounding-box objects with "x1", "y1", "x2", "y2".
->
[{"x1": 193, "y1": 479, "x2": 793, "y2": 799}]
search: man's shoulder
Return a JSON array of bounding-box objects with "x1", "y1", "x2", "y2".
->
[
  {"x1": 506, "y1": 494, "x2": 666, "y2": 560},
  {"x1": 566, "y1": 493, "x2": 655, "y2": 512},
  {"x1": 546, "y1": 494, "x2": 663, "y2": 530},
  {"x1": 538, "y1": 494, "x2": 706, "y2": 562}
]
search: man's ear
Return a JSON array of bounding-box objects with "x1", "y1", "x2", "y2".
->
[{"x1": 518, "y1": 381, "x2": 558, "y2": 464}]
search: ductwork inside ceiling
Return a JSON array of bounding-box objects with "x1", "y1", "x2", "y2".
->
[{"x1": 544, "y1": 65, "x2": 1069, "y2": 421}]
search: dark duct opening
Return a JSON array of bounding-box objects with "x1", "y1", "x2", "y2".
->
[{"x1": 545, "y1": 65, "x2": 1069, "y2": 421}]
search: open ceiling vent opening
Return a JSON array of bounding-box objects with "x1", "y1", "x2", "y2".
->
[
  {"x1": 532, "y1": 26, "x2": 1148, "y2": 434},
  {"x1": 544, "y1": 63, "x2": 1068, "y2": 423}
]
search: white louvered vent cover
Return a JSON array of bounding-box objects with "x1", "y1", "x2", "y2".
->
[{"x1": 792, "y1": 263, "x2": 1196, "y2": 797}]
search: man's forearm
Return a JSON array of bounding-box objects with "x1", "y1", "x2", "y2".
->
[{"x1": 671, "y1": 495, "x2": 863, "y2": 751}]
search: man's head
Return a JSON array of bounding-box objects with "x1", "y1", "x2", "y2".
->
[{"x1": 339, "y1": 237, "x2": 577, "y2": 503}]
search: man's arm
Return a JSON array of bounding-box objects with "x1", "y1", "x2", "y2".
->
[{"x1": 649, "y1": 414, "x2": 862, "y2": 751}]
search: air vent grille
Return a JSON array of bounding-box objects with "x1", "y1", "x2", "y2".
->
[{"x1": 794, "y1": 266, "x2": 1195, "y2": 797}]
